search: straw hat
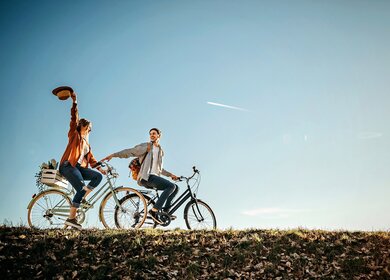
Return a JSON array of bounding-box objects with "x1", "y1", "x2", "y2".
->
[{"x1": 52, "y1": 86, "x2": 74, "y2": 100}]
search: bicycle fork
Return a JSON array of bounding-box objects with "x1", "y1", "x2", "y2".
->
[{"x1": 190, "y1": 199, "x2": 205, "y2": 222}]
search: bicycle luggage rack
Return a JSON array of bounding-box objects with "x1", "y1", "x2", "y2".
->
[{"x1": 40, "y1": 169, "x2": 68, "y2": 189}]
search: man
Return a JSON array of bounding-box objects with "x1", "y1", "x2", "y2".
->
[{"x1": 102, "y1": 128, "x2": 179, "y2": 224}]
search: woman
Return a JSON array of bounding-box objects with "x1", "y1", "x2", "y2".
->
[{"x1": 59, "y1": 92, "x2": 106, "y2": 229}]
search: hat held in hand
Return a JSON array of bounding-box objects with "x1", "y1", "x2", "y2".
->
[{"x1": 52, "y1": 86, "x2": 74, "y2": 100}]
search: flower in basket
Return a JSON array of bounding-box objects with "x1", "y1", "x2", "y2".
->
[
  {"x1": 36, "y1": 159, "x2": 60, "y2": 193},
  {"x1": 49, "y1": 159, "x2": 58, "y2": 170}
]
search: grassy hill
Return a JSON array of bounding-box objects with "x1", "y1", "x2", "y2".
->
[{"x1": 1, "y1": 226, "x2": 389, "y2": 279}]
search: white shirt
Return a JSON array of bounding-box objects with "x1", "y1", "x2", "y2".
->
[
  {"x1": 149, "y1": 146, "x2": 160, "y2": 176},
  {"x1": 78, "y1": 138, "x2": 90, "y2": 164}
]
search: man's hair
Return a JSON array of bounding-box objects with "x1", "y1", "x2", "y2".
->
[
  {"x1": 149, "y1": 128, "x2": 161, "y2": 135},
  {"x1": 77, "y1": 118, "x2": 91, "y2": 132}
]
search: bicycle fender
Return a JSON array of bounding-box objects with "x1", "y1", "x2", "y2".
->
[
  {"x1": 26, "y1": 191, "x2": 46, "y2": 209},
  {"x1": 27, "y1": 197, "x2": 36, "y2": 209}
]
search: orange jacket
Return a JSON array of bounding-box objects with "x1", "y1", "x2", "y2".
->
[{"x1": 60, "y1": 102, "x2": 99, "y2": 168}]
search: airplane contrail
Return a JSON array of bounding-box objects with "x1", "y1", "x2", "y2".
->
[
  {"x1": 357, "y1": 132, "x2": 383, "y2": 140},
  {"x1": 207, "y1": 101, "x2": 250, "y2": 112}
]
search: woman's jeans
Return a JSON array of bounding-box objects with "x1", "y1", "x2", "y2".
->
[
  {"x1": 59, "y1": 161, "x2": 103, "y2": 208},
  {"x1": 140, "y1": 175, "x2": 179, "y2": 211}
]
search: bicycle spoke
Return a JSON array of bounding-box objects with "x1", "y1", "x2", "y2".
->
[
  {"x1": 113, "y1": 193, "x2": 148, "y2": 229},
  {"x1": 100, "y1": 188, "x2": 147, "y2": 229},
  {"x1": 28, "y1": 190, "x2": 71, "y2": 229},
  {"x1": 184, "y1": 200, "x2": 216, "y2": 230}
]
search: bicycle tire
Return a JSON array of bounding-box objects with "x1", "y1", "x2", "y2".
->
[
  {"x1": 184, "y1": 199, "x2": 217, "y2": 230},
  {"x1": 99, "y1": 187, "x2": 147, "y2": 229},
  {"x1": 131, "y1": 194, "x2": 158, "y2": 229},
  {"x1": 114, "y1": 193, "x2": 152, "y2": 229},
  {"x1": 141, "y1": 194, "x2": 157, "y2": 229},
  {"x1": 27, "y1": 189, "x2": 72, "y2": 229}
]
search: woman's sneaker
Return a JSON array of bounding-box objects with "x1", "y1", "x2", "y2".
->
[{"x1": 64, "y1": 218, "x2": 82, "y2": 229}]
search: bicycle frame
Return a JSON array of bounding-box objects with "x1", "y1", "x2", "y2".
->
[
  {"x1": 82, "y1": 174, "x2": 118, "y2": 210},
  {"x1": 38, "y1": 173, "x2": 117, "y2": 217},
  {"x1": 141, "y1": 171, "x2": 199, "y2": 217},
  {"x1": 167, "y1": 186, "x2": 194, "y2": 215}
]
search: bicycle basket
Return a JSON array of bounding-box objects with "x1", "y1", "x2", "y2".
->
[{"x1": 40, "y1": 169, "x2": 68, "y2": 189}]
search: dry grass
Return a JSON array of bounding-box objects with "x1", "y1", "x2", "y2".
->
[{"x1": 1, "y1": 226, "x2": 389, "y2": 279}]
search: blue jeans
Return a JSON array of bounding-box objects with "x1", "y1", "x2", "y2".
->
[
  {"x1": 59, "y1": 161, "x2": 103, "y2": 208},
  {"x1": 140, "y1": 175, "x2": 179, "y2": 211}
]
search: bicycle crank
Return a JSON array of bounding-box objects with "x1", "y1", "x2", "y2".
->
[{"x1": 158, "y1": 213, "x2": 171, "y2": 227}]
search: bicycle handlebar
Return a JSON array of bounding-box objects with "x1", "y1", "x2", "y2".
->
[
  {"x1": 100, "y1": 161, "x2": 118, "y2": 177},
  {"x1": 178, "y1": 166, "x2": 199, "y2": 182}
]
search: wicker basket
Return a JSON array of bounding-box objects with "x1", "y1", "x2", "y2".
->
[{"x1": 40, "y1": 169, "x2": 68, "y2": 189}]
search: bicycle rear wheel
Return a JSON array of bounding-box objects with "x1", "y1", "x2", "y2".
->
[
  {"x1": 115, "y1": 193, "x2": 151, "y2": 229},
  {"x1": 99, "y1": 187, "x2": 147, "y2": 229},
  {"x1": 184, "y1": 199, "x2": 217, "y2": 230},
  {"x1": 27, "y1": 189, "x2": 71, "y2": 229},
  {"x1": 120, "y1": 194, "x2": 157, "y2": 229}
]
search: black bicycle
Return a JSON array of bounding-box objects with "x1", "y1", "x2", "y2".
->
[{"x1": 114, "y1": 166, "x2": 217, "y2": 230}]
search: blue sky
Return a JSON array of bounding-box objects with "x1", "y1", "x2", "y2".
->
[{"x1": 1, "y1": 0, "x2": 389, "y2": 230}]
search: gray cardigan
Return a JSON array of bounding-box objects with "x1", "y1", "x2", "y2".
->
[{"x1": 111, "y1": 142, "x2": 172, "y2": 184}]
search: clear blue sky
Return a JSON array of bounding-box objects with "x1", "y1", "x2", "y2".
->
[{"x1": 1, "y1": 0, "x2": 389, "y2": 230}]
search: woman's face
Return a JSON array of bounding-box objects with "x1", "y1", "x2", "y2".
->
[{"x1": 81, "y1": 123, "x2": 92, "y2": 135}]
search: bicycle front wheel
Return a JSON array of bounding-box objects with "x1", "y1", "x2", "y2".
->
[
  {"x1": 99, "y1": 187, "x2": 147, "y2": 229},
  {"x1": 115, "y1": 193, "x2": 150, "y2": 229},
  {"x1": 27, "y1": 189, "x2": 71, "y2": 229},
  {"x1": 184, "y1": 199, "x2": 217, "y2": 230}
]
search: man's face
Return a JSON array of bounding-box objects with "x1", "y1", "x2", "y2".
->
[{"x1": 149, "y1": 130, "x2": 160, "y2": 142}]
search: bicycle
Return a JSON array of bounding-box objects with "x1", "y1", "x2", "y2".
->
[
  {"x1": 27, "y1": 162, "x2": 147, "y2": 229},
  {"x1": 115, "y1": 166, "x2": 217, "y2": 230}
]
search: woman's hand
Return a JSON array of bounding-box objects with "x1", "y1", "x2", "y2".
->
[{"x1": 97, "y1": 166, "x2": 107, "y2": 175}]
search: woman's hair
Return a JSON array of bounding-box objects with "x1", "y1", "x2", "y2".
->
[
  {"x1": 149, "y1": 128, "x2": 161, "y2": 135},
  {"x1": 77, "y1": 118, "x2": 91, "y2": 132}
]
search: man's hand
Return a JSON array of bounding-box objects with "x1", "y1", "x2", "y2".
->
[
  {"x1": 171, "y1": 174, "x2": 179, "y2": 181},
  {"x1": 97, "y1": 166, "x2": 107, "y2": 175},
  {"x1": 71, "y1": 92, "x2": 77, "y2": 103},
  {"x1": 101, "y1": 155, "x2": 113, "y2": 162}
]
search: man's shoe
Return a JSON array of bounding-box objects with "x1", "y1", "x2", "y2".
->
[
  {"x1": 64, "y1": 218, "x2": 82, "y2": 230},
  {"x1": 148, "y1": 209, "x2": 163, "y2": 224},
  {"x1": 162, "y1": 208, "x2": 176, "y2": 220}
]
